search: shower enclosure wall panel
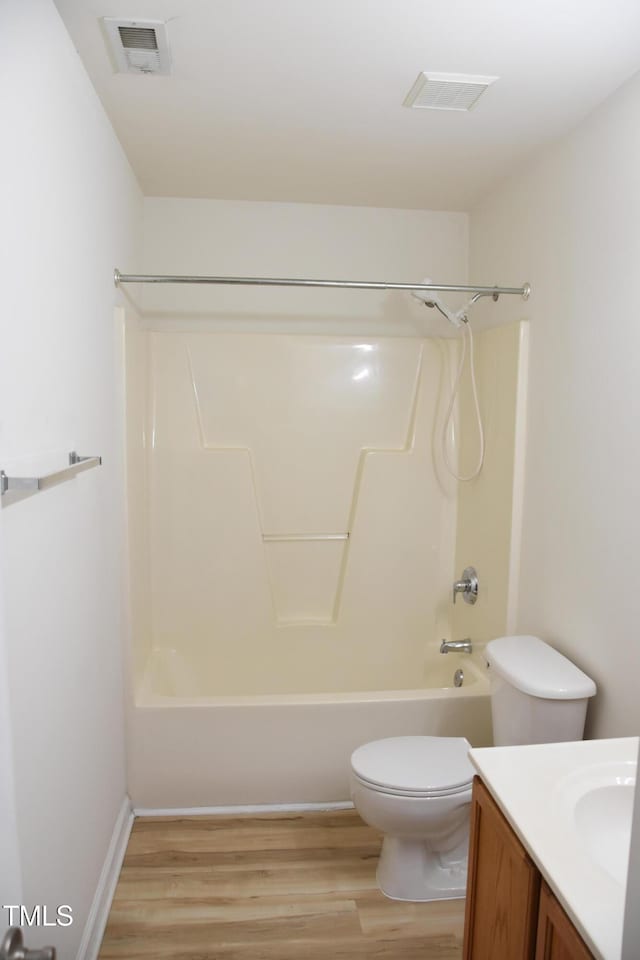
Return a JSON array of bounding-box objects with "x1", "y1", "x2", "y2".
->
[
  {"x1": 452, "y1": 320, "x2": 528, "y2": 643},
  {"x1": 128, "y1": 331, "x2": 459, "y2": 697}
]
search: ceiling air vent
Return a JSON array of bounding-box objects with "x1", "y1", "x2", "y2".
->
[
  {"x1": 403, "y1": 72, "x2": 498, "y2": 111},
  {"x1": 102, "y1": 18, "x2": 171, "y2": 75}
]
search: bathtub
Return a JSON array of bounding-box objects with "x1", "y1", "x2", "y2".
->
[{"x1": 128, "y1": 649, "x2": 492, "y2": 809}]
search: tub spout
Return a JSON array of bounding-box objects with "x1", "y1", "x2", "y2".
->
[{"x1": 440, "y1": 638, "x2": 473, "y2": 655}]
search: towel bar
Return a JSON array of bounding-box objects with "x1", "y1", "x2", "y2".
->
[{"x1": 0, "y1": 452, "x2": 102, "y2": 497}]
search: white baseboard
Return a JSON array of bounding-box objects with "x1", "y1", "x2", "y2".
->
[
  {"x1": 134, "y1": 800, "x2": 354, "y2": 817},
  {"x1": 76, "y1": 795, "x2": 134, "y2": 960}
]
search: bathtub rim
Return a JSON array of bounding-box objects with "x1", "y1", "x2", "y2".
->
[{"x1": 136, "y1": 653, "x2": 489, "y2": 708}]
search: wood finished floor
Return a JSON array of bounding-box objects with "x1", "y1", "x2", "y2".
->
[{"x1": 99, "y1": 810, "x2": 465, "y2": 959}]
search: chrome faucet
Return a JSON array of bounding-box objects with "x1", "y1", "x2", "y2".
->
[
  {"x1": 452, "y1": 566, "x2": 479, "y2": 604},
  {"x1": 440, "y1": 638, "x2": 473, "y2": 654}
]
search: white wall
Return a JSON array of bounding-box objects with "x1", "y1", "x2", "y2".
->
[
  {"x1": 471, "y1": 71, "x2": 640, "y2": 957},
  {"x1": 140, "y1": 197, "x2": 468, "y2": 334},
  {"x1": 0, "y1": 560, "x2": 22, "y2": 909},
  {"x1": 470, "y1": 69, "x2": 640, "y2": 740},
  {"x1": 0, "y1": 1, "x2": 141, "y2": 955}
]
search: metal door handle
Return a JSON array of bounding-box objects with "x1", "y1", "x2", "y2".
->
[{"x1": 1, "y1": 929, "x2": 55, "y2": 960}]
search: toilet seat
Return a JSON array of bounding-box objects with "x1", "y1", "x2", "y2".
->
[
  {"x1": 351, "y1": 736, "x2": 474, "y2": 798},
  {"x1": 351, "y1": 771, "x2": 472, "y2": 799}
]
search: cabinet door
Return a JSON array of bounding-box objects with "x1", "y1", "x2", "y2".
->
[
  {"x1": 535, "y1": 882, "x2": 594, "y2": 960},
  {"x1": 463, "y1": 776, "x2": 541, "y2": 960}
]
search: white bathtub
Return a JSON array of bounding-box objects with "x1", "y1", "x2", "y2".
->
[{"x1": 128, "y1": 649, "x2": 492, "y2": 809}]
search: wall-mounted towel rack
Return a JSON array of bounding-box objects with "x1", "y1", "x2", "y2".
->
[{"x1": 0, "y1": 452, "x2": 102, "y2": 497}]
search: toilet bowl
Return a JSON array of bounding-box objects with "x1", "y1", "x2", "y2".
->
[
  {"x1": 351, "y1": 637, "x2": 596, "y2": 903},
  {"x1": 350, "y1": 735, "x2": 474, "y2": 902}
]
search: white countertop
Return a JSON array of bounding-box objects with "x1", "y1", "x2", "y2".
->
[{"x1": 469, "y1": 737, "x2": 639, "y2": 960}]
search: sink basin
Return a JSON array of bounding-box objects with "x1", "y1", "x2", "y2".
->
[
  {"x1": 556, "y1": 760, "x2": 636, "y2": 885},
  {"x1": 575, "y1": 783, "x2": 635, "y2": 884}
]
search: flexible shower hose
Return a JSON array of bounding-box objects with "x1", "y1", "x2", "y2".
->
[{"x1": 442, "y1": 317, "x2": 485, "y2": 481}]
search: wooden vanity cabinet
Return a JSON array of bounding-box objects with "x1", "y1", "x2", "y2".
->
[
  {"x1": 463, "y1": 776, "x2": 540, "y2": 959},
  {"x1": 535, "y1": 881, "x2": 594, "y2": 960},
  {"x1": 463, "y1": 777, "x2": 594, "y2": 960}
]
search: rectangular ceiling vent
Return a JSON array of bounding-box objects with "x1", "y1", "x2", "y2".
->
[
  {"x1": 403, "y1": 72, "x2": 498, "y2": 111},
  {"x1": 102, "y1": 18, "x2": 171, "y2": 75}
]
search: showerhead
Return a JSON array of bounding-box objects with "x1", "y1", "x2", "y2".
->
[
  {"x1": 411, "y1": 280, "x2": 465, "y2": 328},
  {"x1": 411, "y1": 290, "x2": 438, "y2": 309}
]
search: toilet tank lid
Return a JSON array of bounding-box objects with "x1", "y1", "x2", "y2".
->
[{"x1": 486, "y1": 636, "x2": 597, "y2": 700}]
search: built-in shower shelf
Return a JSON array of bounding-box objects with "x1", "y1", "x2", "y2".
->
[{"x1": 262, "y1": 533, "x2": 349, "y2": 542}]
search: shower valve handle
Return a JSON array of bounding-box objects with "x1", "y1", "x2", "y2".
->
[{"x1": 452, "y1": 567, "x2": 479, "y2": 605}]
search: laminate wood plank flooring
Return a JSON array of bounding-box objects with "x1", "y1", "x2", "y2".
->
[{"x1": 99, "y1": 809, "x2": 465, "y2": 959}]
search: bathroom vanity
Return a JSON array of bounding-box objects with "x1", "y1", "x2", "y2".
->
[
  {"x1": 463, "y1": 777, "x2": 593, "y2": 958},
  {"x1": 463, "y1": 738, "x2": 638, "y2": 960}
]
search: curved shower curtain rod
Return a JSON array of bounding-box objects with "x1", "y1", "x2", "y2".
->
[{"x1": 114, "y1": 269, "x2": 531, "y2": 301}]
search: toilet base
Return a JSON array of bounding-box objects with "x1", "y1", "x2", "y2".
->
[{"x1": 376, "y1": 835, "x2": 469, "y2": 902}]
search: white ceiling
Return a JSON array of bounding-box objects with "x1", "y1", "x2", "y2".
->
[{"x1": 54, "y1": 0, "x2": 640, "y2": 211}]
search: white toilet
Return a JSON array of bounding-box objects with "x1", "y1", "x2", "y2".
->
[{"x1": 350, "y1": 635, "x2": 597, "y2": 902}]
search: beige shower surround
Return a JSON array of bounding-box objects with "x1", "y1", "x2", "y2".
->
[
  {"x1": 123, "y1": 319, "x2": 525, "y2": 806},
  {"x1": 125, "y1": 322, "x2": 525, "y2": 698},
  {"x1": 130, "y1": 331, "x2": 458, "y2": 695}
]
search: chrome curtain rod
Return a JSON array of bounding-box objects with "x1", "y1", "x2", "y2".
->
[{"x1": 114, "y1": 269, "x2": 530, "y2": 300}]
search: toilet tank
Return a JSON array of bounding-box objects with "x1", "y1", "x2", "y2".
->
[{"x1": 486, "y1": 636, "x2": 597, "y2": 746}]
